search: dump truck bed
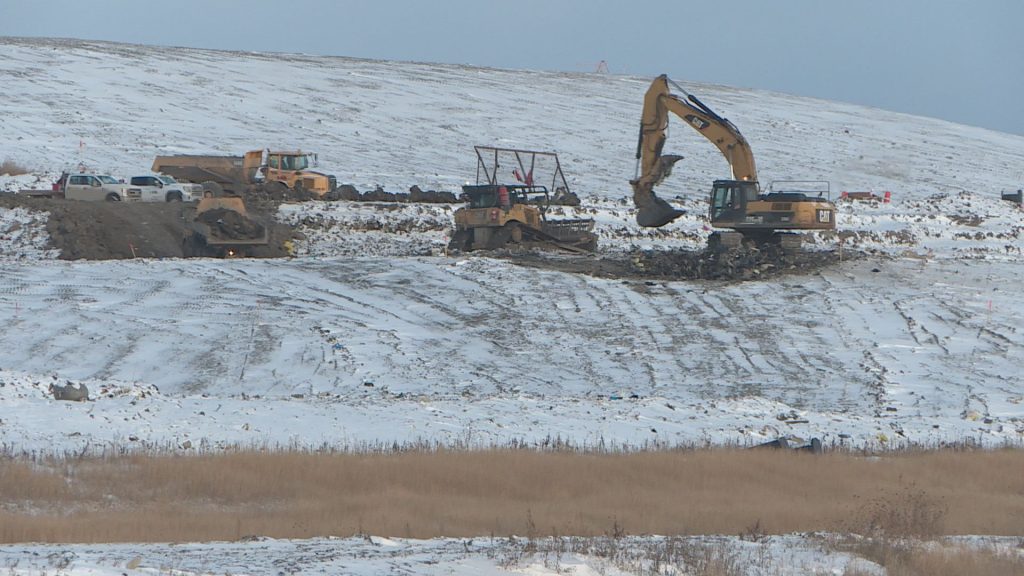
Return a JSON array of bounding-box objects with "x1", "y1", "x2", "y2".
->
[{"x1": 152, "y1": 155, "x2": 247, "y2": 187}]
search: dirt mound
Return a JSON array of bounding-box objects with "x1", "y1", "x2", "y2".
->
[
  {"x1": 357, "y1": 185, "x2": 458, "y2": 204},
  {"x1": 505, "y1": 245, "x2": 851, "y2": 282},
  {"x1": 196, "y1": 208, "x2": 266, "y2": 240},
  {"x1": 0, "y1": 194, "x2": 293, "y2": 260},
  {"x1": 408, "y1": 185, "x2": 458, "y2": 203},
  {"x1": 239, "y1": 183, "x2": 459, "y2": 205}
]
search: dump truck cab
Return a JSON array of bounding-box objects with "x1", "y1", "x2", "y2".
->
[{"x1": 251, "y1": 150, "x2": 338, "y2": 197}]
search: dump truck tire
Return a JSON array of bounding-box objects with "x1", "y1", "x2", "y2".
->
[
  {"x1": 202, "y1": 181, "x2": 224, "y2": 197},
  {"x1": 577, "y1": 234, "x2": 598, "y2": 252},
  {"x1": 264, "y1": 181, "x2": 288, "y2": 199}
]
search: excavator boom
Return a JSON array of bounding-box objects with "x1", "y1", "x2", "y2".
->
[{"x1": 630, "y1": 74, "x2": 757, "y2": 227}]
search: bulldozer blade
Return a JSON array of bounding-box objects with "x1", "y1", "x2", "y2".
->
[{"x1": 632, "y1": 182, "x2": 685, "y2": 227}]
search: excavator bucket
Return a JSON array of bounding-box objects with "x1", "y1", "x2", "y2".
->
[
  {"x1": 631, "y1": 154, "x2": 685, "y2": 227},
  {"x1": 632, "y1": 185, "x2": 685, "y2": 227}
]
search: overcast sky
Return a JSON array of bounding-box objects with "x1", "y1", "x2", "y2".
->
[{"x1": 3, "y1": 0, "x2": 1023, "y2": 135}]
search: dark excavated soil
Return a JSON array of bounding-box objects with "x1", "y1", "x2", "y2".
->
[
  {"x1": 501, "y1": 244, "x2": 854, "y2": 282},
  {"x1": 0, "y1": 195, "x2": 292, "y2": 260},
  {"x1": 2, "y1": 194, "x2": 851, "y2": 283}
]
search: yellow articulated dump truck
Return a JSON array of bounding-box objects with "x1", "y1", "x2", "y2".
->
[{"x1": 153, "y1": 149, "x2": 339, "y2": 200}]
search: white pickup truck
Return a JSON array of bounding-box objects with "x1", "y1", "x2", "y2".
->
[
  {"x1": 63, "y1": 173, "x2": 133, "y2": 201},
  {"x1": 126, "y1": 174, "x2": 203, "y2": 202}
]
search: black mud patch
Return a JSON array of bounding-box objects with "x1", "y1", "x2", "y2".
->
[{"x1": 502, "y1": 245, "x2": 855, "y2": 282}]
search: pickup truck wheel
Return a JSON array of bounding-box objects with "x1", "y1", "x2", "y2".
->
[
  {"x1": 166, "y1": 191, "x2": 183, "y2": 202},
  {"x1": 105, "y1": 193, "x2": 121, "y2": 202}
]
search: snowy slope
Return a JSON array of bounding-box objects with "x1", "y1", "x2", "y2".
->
[
  {"x1": 0, "y1": 37, "x2": 1022, "y2": 457},
  {"x1": 0, "y1": 256, "x2": 1020, "y2": 454},
  {"x1": 2, "y1": 37, "x2": 1023, "y2": 200}
]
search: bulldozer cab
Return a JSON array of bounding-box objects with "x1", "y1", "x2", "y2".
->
[{"x1": 462, "y1": 184, "x2": 551, "y2": 213}]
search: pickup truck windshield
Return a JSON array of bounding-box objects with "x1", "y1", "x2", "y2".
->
[
  {"x1": 97, "y1": 175, "x2": 120, "y2": 184},
  {"x1": 158, "y1": 175, "x2": 178, "y2": 184}
]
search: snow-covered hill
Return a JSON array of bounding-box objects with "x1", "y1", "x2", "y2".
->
[
  {"x1": 2, "y1": 37, "x2": 1023, "y2": 200},
  {"x1": 0, "y1": 37, "x2": 1022, "y2": 457}
]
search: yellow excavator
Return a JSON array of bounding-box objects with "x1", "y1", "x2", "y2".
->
[{"x1": 630, "y1": 75, "x2": 836, "y2": 251}]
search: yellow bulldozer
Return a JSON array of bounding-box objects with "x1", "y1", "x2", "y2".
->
[
  {"x1": 153, "y1": 149, "x2": 339, "y2": 200},
  {"x1": 448, "y1": 147, "x2": 597, "y2": 253}
]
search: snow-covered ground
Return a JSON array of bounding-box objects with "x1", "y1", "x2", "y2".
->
[
  {"x1": 1, "y1": 37, "x2": 1022, "y2": 452},
  {"x1": 0, "y1": 535, "x2": 885, "y2": 576},
  {"x1": 0, "y1": 255, "x2": 1021, "y2": 455},
  {"x1": 0, "y1": 204, "x2": 59, "y2": 260},
  {"x1": 2, "y1": 534, "x2": 1022, "y2": 575},
  {"x1": 1, "y1": 37, "x2": 1023, "y2": 574}
]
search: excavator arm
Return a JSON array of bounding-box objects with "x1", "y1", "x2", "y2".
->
[{"x1": 630, "y1": 74, "x2": 757, "y2": 227}]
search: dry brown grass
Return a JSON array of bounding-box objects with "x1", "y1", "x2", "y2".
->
[
  {"x1": 842, "y1": 541, "x2": 1024, "y2": 576},
  {"x1": 0, "y1": 158, "x2": 30, "y2": 176},
  {"x1": 1, "y1": 448, "x2": 1022, "y2": 543}
]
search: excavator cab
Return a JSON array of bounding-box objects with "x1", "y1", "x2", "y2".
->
[{"x1": 709, "y1": 179, "x2": 760, "y2": 224}]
